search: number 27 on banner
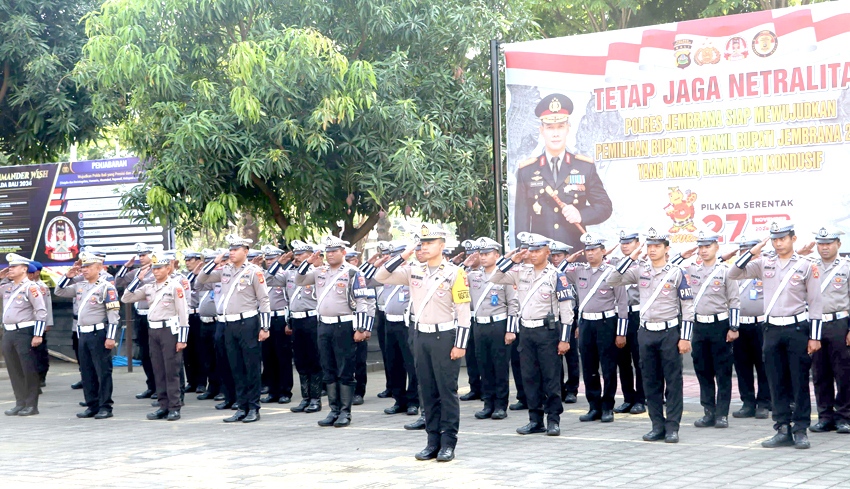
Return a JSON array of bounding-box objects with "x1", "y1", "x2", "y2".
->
[{"x1": 702, "y1": 213, "x2": 790, "y2": 243}]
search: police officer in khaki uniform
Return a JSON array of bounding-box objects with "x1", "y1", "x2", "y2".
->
[
  {"x1": 562, "y1": 233, "x2": 629, "y2": 423},
  {"x1": 69, "y1": 252, "x2": 114, "y2": 392},
  {"x1": 375, "y1": 224, "x2": 472, "y2": 462},
  {"x1": 459, "y1": 240, "x2": 483, "y2": 402},
  {"x1": 122, "y1": 252, "x2": 190, "y2": 421},
  {"x1": 607, "y1": 227, "x2": 695, "y2": 443},
  {"x1": 182, "y1": 250, "x2": 205, "y2": 393},
  {"x1": 296, "y1": 236, "x2": 376, "y2": 428},
  {"x1": 2, "y1": 254, "x2": 48, "y2": 416},
  {"x1": 197, "y1": 235, "x2": 272, "y2": 423},
  {"x1": 490, "y1": 234, "x2": 575, "y2": 437},
  {"x1": 345, "y1": 248, "x2": 371, "y2": 406},
  {"x1": 466, "y1": 237, "x2": 518, "y2": 420},
  {"x1": 28, "y1": 262, "x2": 52, "y2": 388},
  {"x1": 257, "y1": 245, "x2": 293, "y2": 404},
  {"x1": 56, "y1": 252, "x2": 121, "y2": 419},
  {"x1": 728, "y1": 222, "x2": 822, "y2": 449},
  {"x1": 671, "y1": 232, "x2": 741, "y2": 429},
  {"x1": 194, "y1": 249, "x2": 225, "y2": 402},
  {"x1": 116, "y1": 243, "x2": 158, "y2": 399}
]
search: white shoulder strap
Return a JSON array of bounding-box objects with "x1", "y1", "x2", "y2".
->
[
  {"x1": 640, "y1": 266, "x2": 681, "y2": 318},
  {"x1": 472, "y1": 271, "x2": 497, "y2": 316},
  {"x1": 315, "y1": 266, "x2": 349, "y2": 310},
  {"x1": 217, "y1": 266, "x2": 252, "y2": 313},
  {"x1": 77, "y1": 280, "x2": 109, "y2": 318},
  {"x1": 518, "y1": 269, "x2": 555, "y2": 317},
  {"x1": 2, "y1": 282, "x2": 30, "y2": 322},
  {"x1": 819, "y1": 258, "x2": 846, "y2": 293},
  {"x1": 764, "y1": 259, "x2": 808, "y2": 317},
  {"x1": 414, "y1": 268, "x2": 454, "y2": 325},
  {"x1": 578, "y1": 267, "x2": 615, "y2": 316},
  {"x1": 693, "y1": 265, "x2": 725, "y2": 308}
]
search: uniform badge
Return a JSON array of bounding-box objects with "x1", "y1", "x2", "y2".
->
[
  {"x1": 107, "y1": 289, "x2": 117, "y2": 301},
  {"x1": 256, "y1": 272, "x2": 265, "y2": 284},
  {"x1": 640, "y1": 281, "x2": 649, "y2": 287},
  {"x1": 29, "y1": 286, "x2": 39, "y2": 298},
  {"x1": 812, "y1": 265, "x2": 819, "y2": 279},
  {"x1": 599, "y1": 289, "x2": 608, "y2": 295},
  {"x1": 560, "y1": 276, "x2": 568, "y2": 287},
  {"x1": 181, "y1": 278, "x2": 190, "y2": 290},
  {"x1": 177, "y1": 288, "x2": 184, "y2": 299},
  {"x1": 336, "y1": 282, "x2": 346, "y2": 287},
  {"x1": 752, "y1": 30, "x2": 777, "y2": 58},
  {"x1": 579, "y1": 282, "x2": 587, "y2": 288},
  {"x1": 358, "y1": 276, "x2": 366, "y2": 287},
  {"x1": 765, "y1": 271, "x2": 775, "y2": 278}
]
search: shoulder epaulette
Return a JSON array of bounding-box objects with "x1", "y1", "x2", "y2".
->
[
  {"x1": 575, "y1": 154, "x2": 593, "y2": 163},
  {"x1": 518, "y1": 157, "x2": 537, "y2": 169}
]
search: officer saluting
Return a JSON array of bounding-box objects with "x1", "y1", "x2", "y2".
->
[
  {"x1": 490, "y1": 234, "x2": 575, "y2": 437},
  {"x1": 2, "y1": 254, "x2": 48, "y2": 416},
  {"x1": 727, "y1": 222, "x2": 822, "y2": 449},
  {"x1": 606, "y1": 227, "x2": 695, "y2": 443},
  {"x1": 375, "y1": 224, "x2": 472, "y2": 462},
  {"x1": 55, "y1": 251, "x2": 121, "y2": 419},
  {"x1": 610, "y1": 231, "x2": 646, "y2": 415},
  {"x1": 515, "y1": 94, "x2": 612, "y2": 252}
]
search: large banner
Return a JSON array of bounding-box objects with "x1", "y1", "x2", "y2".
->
[
  {"x1": 0, "y1": 157, "x2": 170, "y2": 266},
  {"x1": 505, "y1": 3, "x2": 850, "y2": 252}
]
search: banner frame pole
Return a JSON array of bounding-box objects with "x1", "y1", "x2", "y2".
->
[{"x1": 490, "y1": 39, "x2": 505, "y2": 248}]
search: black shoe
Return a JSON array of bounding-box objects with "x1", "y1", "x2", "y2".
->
[
  {"x1": 377, "y1": 389, "x2": 391, "y2": 399},
  {"x1": 630, "y1": 403, "x2": 646, "y2": 414},
  {"x1": 436, "y1": 446, "x2": 455, "y2": 462},
  {"x1": 243, "y1": 409, "x2": 260, "y2": 423},
  {"x1": 147, "y1": 409, "x2": 168, "y2": 420},
  {"x1": 459, "y1": 391, "x2": 481, "y2": 401},
  {"x1": 613, "y1": 402, "x2": 633, "y2": 414},
  {"x1": 580, "y1": 410, "x2": 601, "y2": 422},
  {"x1": 601, "y1": 410, "x2": 614, "y2": 423},
  {"x1": 794, "y1": 431, "x2": 810, "y2": 449},
  {"x1": 516, "y1": 422, "x2": 546, "y2": 435},
  {"x1": 318, "y1": 412, "x2": 339, "y2": 427},
  {"x1": 643, "y1": 429, "x2": 665, "y2": 441},
  {"x1": 261, "y1": 386, "x2": 270, "y2": 394},
  {"x1": 185, "y1": 385, "x2": 197, "y2": 393},
  {"x1": 197, "y1": 391, "x2": 217, "y2": 400},
  {"x1": 492, "y1": 409, "x2": 507, "y2": 420},
  {"x1": 837, "y1": 422, "x2": 850, "y2": 434},
  {"x1": 694, "y1": 415, "x2": 716, "y2": 428},
  {"x1": 214, "y1": 393, "x2": 226, "y2": 401},
  {"x1": 71, "y1": 381, "x2": 83, "y2": 390},
  {"x1": 762, "y1": 425, "x2": 794, "y2": 448},
  {"x1": 94, "y1": 410, "x2": 113, "y2": 420},
  {"x1": 79, "y1": 401, "x2": 87, "y2": 407},
  {"x1": 167, "y1": 411, "x2": 181, "y2": 421},
  {"x1": 290, "y1": 399, "x2": 310, "y2": 413},
  {"x1": 151, "y1": 400, "x2": 159, "y2": 407},
  {"x1": 321, "y1": 389, "x2": 327, "y2": 397},
  {"x1": 151, "y1": 393, "x2": 158, "y2": 400},
  {"x1": 40, "y1": 380, "x2": 46, "y2": 388},
  {"x1": 77, "y1": 408, "x2": 97, "y2": 418},
  {"x1": 509, "y1": 400, "x2": 528, "y2": 411},
  {"x1": 415, "y1": 445, "x2": 439, "y2": 460},
  {"x1": 733, "y1": 407, "x2": 755, "y2": 418},
  {"x1": 475, "y1": 407, "x2": 494, "y2": 419},
  {"x1": 563, "y1": 393, "x2": 578, "y2": 404},
  {"x1": 232, "y1": 404, "x2": 239, "y2": 410},
  {"x1": 407, "y1": 406, "x2": 419, "y2": 416},
  {"x1": 334, "y1": 413, "x2": 351, "y2": 427},
  {"x1": 224, "y1": 410, "x2": 247, "y2": 423},
  {"x1": 17, "y1": 407, "x2": 38, "y2": 416},
  {"x1": 305, "y1": 399, "x2": 322, "y2": 413},
  {"x1": 715, "y1": 416, "x2": 729, "y2": 429},
  {"x1": 278, "y1": 396, "x2": 291, "y2": 404},
  {"x1": 5, "y1": 406, "x2": 24, "y2": 416},
  {"x1": 196, "y1": 385, "x2": 207, "y2": 393},
  {"x1": 215, "y1": 401, "x2": 234, "y2": 410},
  {"x1": 352, "y1": 395, "x2": 364, "y2": 406},
  {"x1": 665, "y1": 432, "x2": 679, "y2": 443},
  {"x1": 384, "y1": 404, "x2": 406, "y2": 415},
  {"x1": 405, "y1": 416, "x2": 426, "y2": 430},
  {"x1": 810, "y1": 420, "x2": 837, "y2": 433},
  {"x1": 260, "y1": 395, "x2": 280, "y2": 403},
  {"x1": 136, "y1": 389, "x2": 154, "y2": 399},
  {"x1": 546, "y1": 421, "x2": 560, "y2": 436},
  {"x1": 755, "y1": 407, "x2": 770, "y2": 419}
]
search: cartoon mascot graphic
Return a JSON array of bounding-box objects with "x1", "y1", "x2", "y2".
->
[{"x1": 665, "y1": 187, "x2": 698, "y2": 234}]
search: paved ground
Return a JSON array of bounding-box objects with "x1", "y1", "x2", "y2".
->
[{"x1": 2, "y1": 362, "x2": 850, "y2": 489}]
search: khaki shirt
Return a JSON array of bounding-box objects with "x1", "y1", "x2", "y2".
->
[
  {"x1": 738, "y1": 279, "x2": 765, "y2": 318},
  {"x1": 490, "y1": 261, "x2": 574, "y2": 340},
  {"x1": 1, "y1": 278, "x2": 48, "y2": 336},
  {"x1": 468, "y1": 268, "x2": 518, "y2": 319},
  {"x1": 36, "y1": 280, "x2": 54, "y2": 327},
  {"x1": 276, "y1": 262, "x2": 317, "y2": 313},
  {"x1": 265, "y1": 267, "x2": 289, "y2": 312},
  {"x1": 607, "y1": 256, "x2": 639, "y2": 306},
  {"x1": 197, "y1": 261, "x2": 271, "y2": 316},
  {"x1": 563, "y1": 262, "x2": 629, "y2": 318},
  {"x1": 815, "y1": 257, "x2": 850, "y2": 315},
  {"x1": 380, "y1": 283, "x2": 410, "y2": 317},
  {"x1": 116, "y1": 266, "x2": 154, "y2": 310},
  {"x1": 197, "y1": 282, "x2": 218, "y2": 318},
  {"x1": 122, "y1": 277, "x2": 190, "y2": 343},
  {"x1": 680, "y1": 261, "x2": 740, "y2": 324},
  {"x1": 55, "y1": 278, "x2": 121, "y2": 337},
  {"x1": 295, "y1": 262, "x2": 375, "y2": 330}
]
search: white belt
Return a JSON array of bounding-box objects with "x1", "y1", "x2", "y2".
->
[
  {"x1": 136, "y1": 309, "x2": 149, "y2": 316},
  {"x1": 320, "y1": 315, "x2": 354, "y2": 324},
  {"x1": 271, "y1": 310, "x2": 287, "y2": 317},
  {"x1": 581, "y1": 310, "x2": 616, "y2": 321},
  {"x1": 386, "y1": 314, "x2": 405, "y2": 322},
  {"x1": 739, "y1": 315, "x2": 766, "y2": 324},
  {"x1": 78, "y1": 323, "x2": 106, "y2": 333},
  {"x1": 149, "y1": 317, "x2": 178, "y2": 329},
  {"x1": 641, "y1": 318, "x2": 679, "y2": 331},
  {"x1": 823, "y1": 311, "x2": 849, "y2": 322},
  {"x1": 475, "y1": 313, "x2": 508, "y2": 324},
  {"x1": 3, "y1": 321, "x2": 36, "y2": 331},
  {"x1": 695, "y1": 312, "x2": 729, "y2": 323},
  {"x1": 767, "y1": 312, "x2": 808, "y2": 326},
  {"x1": 521, "y1": 318, "x2": 547, "y2": 328},
  {"x1": 630, "y1": 305, "x2": 640, "y2": 313},
  {"x1": 290, "y1": 310, "x2": 317, "y2": 319},
  {"x1": 216, "y1": 310, "x2": 259, "y2": 323},
  {"x1": 377, "y1": 304, "x2": 386, "y2": 312},
  {"x1": 200, "y1": 316, "x2": 216, "y2": 323},
  {"x1": 417, "y1": 321, "x2": 456, "y2": 333}
]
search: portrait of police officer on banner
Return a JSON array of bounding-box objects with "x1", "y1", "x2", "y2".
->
[{"x1": 515, "y1": 93, "x2": 613, "y2": 253}]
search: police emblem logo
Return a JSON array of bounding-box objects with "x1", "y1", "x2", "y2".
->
[
  {"x1": 647, "y1": 227, "x2": 658, "y2": 239},
  {"x1": 724, "y1": 36, "x2": 748, "y2": 61},
  {"x1": 421, "y1": 225, "x2": 430, "y2": 236},
  {"x1": 697, "y1": 230, "x2": 705, "y2": 240},
  {"x1": 769, "y1": 221, "x2": 780, "y2": 233},
  {"x1": 818, "y1": 227, "x2": 828, "y2": 238},
  {"x1": 694, "y1": 41, "x2": 720, "y2": 66},
  {"x1": 752, "y1": 30, "x2": 777, "y2": 58},
  {"x1": 673, "y1": 39, "x2": 693, "y2": 69},
  {"x1": 549, "y1": 97, "x2": 561, "y2": 113},
  {"x1": 581, "y1": 234, "x2": 593, "y2": 245}
]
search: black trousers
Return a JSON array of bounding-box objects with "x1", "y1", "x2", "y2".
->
[
  {"x1": 617, "y1": 311, "x2": 644, "y2": 404},
  {"x1": 3, "y1": 328, "x2": 40, "y2": 409},
  {"x1": 149, "y1": 327, "x2": 183, "y2": 411},
  {"x1": 579, "y1": 317, "x2": 619, "y2": 412},
  {"x1": 215, "y1": 321, "x2": 237, "y2": 404},
  {"x1": 198, "y1": 319, "x2": 218, "y2": 393},
  {"x1": 79, "y1": 328, "x2": 114, "y2": 412},
  {"x1": 520, "y1": 325, "x2": 563, "y2": 424},
  {"x1": 733, "y1": 321, "x2": 770, "y2": 410},
  {"x1": 374, "y1": 310, "x2": 391, "y2": 390},
  {"x1": 475, "y1": 319, "x2": 510, "y2": 411},
  {"x1": 561, "y1": 320, "x2": 580, "y2": 396},
  {"x1": 263, "y1": 315, "x2": 293, "y2": 397},
  {"x1": 135, "y1": 312, "x2": 155, "y2": 391},
  {"x1": 812, "y1": 318, "x2": 850, "y2": 424},
  {"x1": 291, "y1": 316, "x2": 322, "y2": 375},
  {"x1": 639, "y1": 326, "x2": 683, "y2": 434},
  {"x1": 692, "y1": 320, "x2": 734, "y2": 418},
  {"x1": 465, "y1": 322, "x2": 481, "y2": 394},
  {"x1": 414, "y1": 328, "x2": 461, "y2": 449},
  {"x1": 35, "y1": 331, "x2": 49, "y2": 375},
  {"x1": 318, "y1": 320, "x2": 357, "y2": 386},
  {"x1": 763, "y1": 322, "x2": 812, "y2": 432},
  {"x1": 184, "y1": 314, "x2": 202, "y2": 388},
  {"x1": 386, "y1": 319, "x2": 418, "y2": 407},
  {"x1": 224, "y1": 317, "x2": 263, "y2": 411},
  {"x1": 355, "y1": 340, "x2": 368, "y2": 396},
  {"x1": 510, "y1": 336, "x2": 525, "y2": 402}
]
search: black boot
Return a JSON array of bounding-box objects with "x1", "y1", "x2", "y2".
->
[
  {"x1": 793, "y1": 430, "x2": 810, "y2": 449},
  {"x1": 334, "y1": 384, "x2": 354, "y2": 427},
  {"x1": 762, "y1": 424, "x2": 794, "y2": 448},
  {"x1": 305, "y1": 373, "x2": 323, "y2": 413},
  {"x1": 318, "y1": 382, "x2": 339, "y2": 427},
  {"x1": 290, "y1": 375, "x2": 311, "y2": 413},
  {"x1": 405, "y1": 415, "x2": 426, "y2": 430}
]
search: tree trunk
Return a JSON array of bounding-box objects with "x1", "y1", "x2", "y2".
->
[
  {"x1": 240, "y1": 211, "x2": 260, "y2": 246},
  {"x1": 341, "y1": 212, "x2": 381, "y2": 245},
  {"x1": 376, "y1": 213, "x2": 392, "y2": 242}
]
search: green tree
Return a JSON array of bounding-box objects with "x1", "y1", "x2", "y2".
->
[
  {"x1": 78, "y1": 0, "x2": 537, "y2": 244},
  {"x1": 0, "y1": 0, "x2": 101, "y2": 164}
]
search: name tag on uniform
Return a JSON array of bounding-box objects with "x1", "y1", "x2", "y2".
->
[{"x1": 750, "y1": 289, "x2": 758, "y2": 300}]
